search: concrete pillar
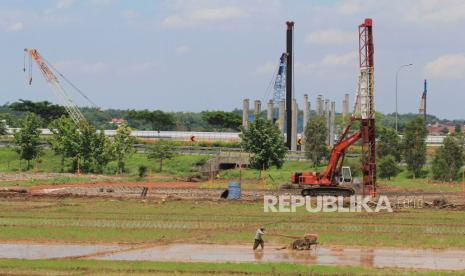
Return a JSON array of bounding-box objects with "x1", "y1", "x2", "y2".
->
[
  {"x1": 330, "y1": 101, "x2": 336, "y2": 147},
  {"x1": 324, "y1": 99, "x2": 330, "y2": 119},
  {"x1": 343, "y1": 93, "x2": 349, "y2": 119},
  {"x1": 291, "y1": 99, "x2": 298, "y2": 151},
  {"x1": 242, "y1": 99, "x2": 249, "y2": 127},
  {"x1": 267, "y1": 100, "x2": 273, "y2": 121},
  {"x1": 325, "y1": 99, "x2": 330, "y2": 145},
  {"x1": 254, "y1": 100, "x2": 261, "y2": 118},
  {"x1": 278, "y1": 100, "x2": 285, "y2": 134},
  {"x1": 316, "y1": 95, "x2": 323, "y2": 116},
  {"x1": 303, "y1": 94, "x2": 309, "y2": 130},
  {"x1": 302, "y1": 94, "x2": 309, "y2": 151}
]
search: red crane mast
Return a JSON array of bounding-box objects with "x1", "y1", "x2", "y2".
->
[{"x1": 289, "y1": 18, "x2": 376, "y2": 197}]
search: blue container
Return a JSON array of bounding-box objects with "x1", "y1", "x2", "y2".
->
[{"x1": 227, "y1": 182, "x2": 241, "y2": 200}]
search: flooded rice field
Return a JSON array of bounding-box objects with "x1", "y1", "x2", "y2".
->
[{"x1": 1, "y1": 242, "x2": 464, "y2": 270}]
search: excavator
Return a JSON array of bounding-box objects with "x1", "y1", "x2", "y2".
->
[
  {"x1": 291, "y1": 119, "x2": 360, "y2": 197},
  {"x1": 289, "y1": 18, "x2": 377, "y2": 197}
]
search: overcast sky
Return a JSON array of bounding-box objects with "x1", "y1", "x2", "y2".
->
[{"x1": 1, "y1": 0, "x2": 465, "y2": 119}]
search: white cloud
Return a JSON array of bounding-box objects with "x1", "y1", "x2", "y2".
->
[
  {"x1": 321, "y1": 51, "x2": 357, "y2": 66},
  {"x1": 124, "y1": 62, "x2": 157, "y2": 75},
  {"x1": 162, "y1": 15, "x2": 194, "y2": 28},
  {"x1": 56, "y1": 0, "x2": 74, "y2": 9},
  {"x1": 162, "y1": 5, "x2": 247, "y2": 29},
  {"x1": 191, "y1": 6, "x2": 246, "y2": 21},
  {"x1": 337, "y1": 0, "x2": 363, "y2": 15},
  {"x1": 54, "y1": 60, "x2": 109, "y2": 75},
  {"x1": 295, "y1": 62, "x2": 318, "y2": 74},
  {"x1": 408, "y1": 0, "x2": 465, "y2": 23},
  {"x1": 88, "y1": 0, "x2": 116, "y2": 6},
  {"x1": 254, "y1": 61, "x2": 276, "y2": 76},
  {"x1": 305, "y1": 29, "x2": 355, "y2": 45},
  {"x1": 120, "y1": 9, "x2": 138, "y2": 19},
  {"x1": 175, "y1": 45, "x2": 192, "y2": 55},
  {"x1": 294, "y1": 51, "x2": 357, "y2": 75},
  {"x1": 424, "y1": 54, "x2": 465, "y2": 79},
  {"x1": 7, "y1": 21, "x2": 23, "y2": 32}
]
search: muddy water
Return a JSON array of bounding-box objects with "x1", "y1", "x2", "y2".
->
[
  {"x1": 0, "y1": 243, "x2": 127, "y2": 259},
  {"x1": 0, "y1": 242, "x2": 464, "y2": 270},
  {"x1": 96, "y1": 244, "x2": 465, "y2": 271}
]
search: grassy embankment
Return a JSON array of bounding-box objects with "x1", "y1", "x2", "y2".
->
[
  {"x1": 0, "y1": 197, "x2": 464, "y2": 249},
  {"x1": 0, "y1": 259, "x2": 444, "y2": 275},
  {"x1": 0, "y1": 147, "x2": 462, "y2": 192}
]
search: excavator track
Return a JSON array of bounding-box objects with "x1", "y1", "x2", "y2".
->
[{"x1": 301, "y1": 186, "x2": 355, "y2": 197}]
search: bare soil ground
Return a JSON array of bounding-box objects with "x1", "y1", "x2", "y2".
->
[{"x1": 0, "y1": 179, "x2": 461, "y2": 208}]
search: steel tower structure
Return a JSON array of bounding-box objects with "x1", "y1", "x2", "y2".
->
[
  {"x1": 354, "y1": 18, "x2": 376, "y2": 196},
  {"x1": 272, "y1": 53, "x2": 287, "y2": 107}
]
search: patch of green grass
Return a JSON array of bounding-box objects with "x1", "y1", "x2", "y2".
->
[
  {"x1": 0, "y1": 147, "x2": 463, "y2": 193},
  {"x1": 0, "y1": 147, "x2": 63, "y2": 173},
  {"x1": 380, "y1": 170, "x2": 462, "y2": 192},
  {"x1": 0, "y1": 147, "x2": 208, "y2": 179},
  {"x1": 0, "y1": 259, "x2": 448, "y2": 275},
  {"x1": 0, "y1": 198, "x2": 464, "y2": 249},
  {"x1": 219, "y1": 161, "x2": 325, "y2": 188}
]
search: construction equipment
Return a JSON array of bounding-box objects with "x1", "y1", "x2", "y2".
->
[
  {"x1": 23, "y1": 48, "x2": 97, "y2": 125},
  {"x1": 269, "y1": 233, "x2": 318, "y2": 250},
  {"x1": 272, "y1": 53, "x2": 287, "y2": 110},
  {"x1": 289, "y1": 18, "x2": 376, "y2": 197},
  {"x1": 418, "y1": 79, "x2": 427, "y2": 122}
]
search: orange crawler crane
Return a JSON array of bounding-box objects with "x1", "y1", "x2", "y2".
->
[{"x1": 291, "y1": 18, "x2": 376, "y2": 197}]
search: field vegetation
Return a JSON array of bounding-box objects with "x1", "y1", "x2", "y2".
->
[
  {"x1": 0, "y1": 197, "x2": 464, "y2": 249},
  {"x1": 0, "y1": 259, "x2": 438, "y2": 275}
]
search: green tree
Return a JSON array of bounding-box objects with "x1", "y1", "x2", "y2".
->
[
  {"x1": 240, "y1": 118, "x2": 287, "y2": 170},
  {"x1": 402, "y1": 117, "x2": 428, "y2": 178},
  {"x1": 13, "y1": 113, "x2": 43, "y2": 169},
  {"x1": 201, "y1": 111, "x2": 242, "y2": 130},
  {"x1": 454, "y1": 124, "x2": 462, "y2": 135},
  {"x1": 377, "y1": 127, "x2": 401, "y2": 162},
  {"x1": 378, "y1": 155, "x2": 400, "y2": 180},
  {"x1": 432, "y1": 136, "x2": 464, "y2": 181},
  {"x1": 0, "y1": 120, "x2": 6, "y2": 136},
  {"x1": 92, "y1": 130, "x2": 112, "y2": 173},
  {"x1": 48, "y1": 116, "x2": 80, "y2": 172},
  {"x1": 111, "y1": 124, "x2": 137, "y2": 174},
  {"x1": 128, "y1": 110, "x2": 175, "y2": 131},
  {"x1": 74, "y1": 121, "x2": 111, "y2": 173},
  {"x1": 10, "y1": 100, "x2": 67, "y2": 125},
  {"x1": 304, "y1": 116, "x2": 328, "y2": 166},
  {"x1": 147, "y1": 140, "x2": 175, "y2": 172}
]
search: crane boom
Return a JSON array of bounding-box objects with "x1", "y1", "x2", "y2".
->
[{"x1": 24, "y1": 48, "x2": 86, "y2": 125}]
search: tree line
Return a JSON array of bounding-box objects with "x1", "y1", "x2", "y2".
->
[
  {"x1": 4, "y1": 112, "x2": 185, "y2": 175},
  {"x1": 0, "y1": 100, "x2": 243, "y2": 132},
  {"x1": 2, "y1": 100, "x2": 463, "y2": 133},
  {"x1": 304, "y1": 115, "x2": 464, "y2": 182},
  {"x1": 2, "y1": 102, "x2": 463, "y2": 182},
  {"x1": 239, "y1": 113, "x2": 462, "y2": 182}
]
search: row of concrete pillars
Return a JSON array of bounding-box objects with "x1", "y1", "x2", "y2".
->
[{"x1": 242, "y1": 94, "x2": 350, "y2": 151}]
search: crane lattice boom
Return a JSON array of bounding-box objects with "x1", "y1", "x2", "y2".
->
[{"x1": 24, "y1": 48, "x2": 86, "y2": 125}]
